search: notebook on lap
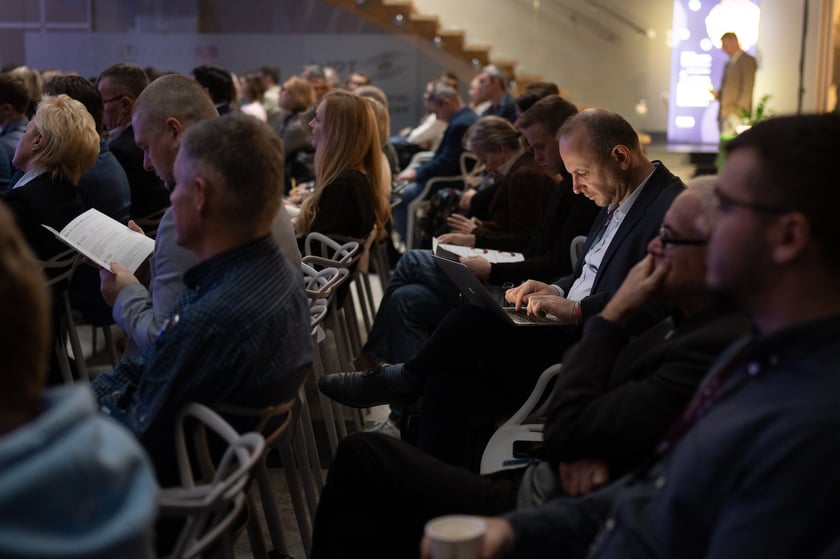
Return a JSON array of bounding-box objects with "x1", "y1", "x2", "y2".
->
[{"x1": 433, "y1": 255, "x2": 560, "y2": 327}]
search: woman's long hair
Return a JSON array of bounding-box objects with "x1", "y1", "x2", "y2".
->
[{"x1": 296, "y1": 91, "x2": 388, "y2": 237}]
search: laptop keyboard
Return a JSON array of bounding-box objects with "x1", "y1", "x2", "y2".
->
[{"x1": 504, "y1": 308, "x2": 560, "y2": 325}]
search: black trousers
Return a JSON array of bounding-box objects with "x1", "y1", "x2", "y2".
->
[
  {"x1": 311, "y1": 433, "x2": 524, "y2": 559},
  {"x1": 402, "y1": 305, "x2": 578, "y2": 465}
]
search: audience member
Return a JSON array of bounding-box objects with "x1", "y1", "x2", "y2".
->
[
  {"x1": 239, "y1": 72, "x2": 268, "y2": 121},
  {"x1": 258, "y1": 65, "x2": 283, "y2": 126},
  {"x1": 311, "y1": 181, "x2": 748, "y2": 558},
  {"x1": 0, "y1": 73, "x2": 31, "y2": 179},
  {"x1": 392, "y1": 83, "x2": 478, "y2": 245},
  {"x1": 92, "y1": 112, "x2": 313, "y2": 485},
  {"x1": 2, "y1": 94, "x2": 98, "y2": 262},
  {"x1": 191, "y1": 64, "x2": 235, "y2": 115},
  {"x1": 8, "y1": 66, "x2": 41, "y2": 119},
  {"x1": 320, "y1": 108, "x2": 684, "y2": 465},
  {"x1": 514, "y1": 81, "x2": 560, "y2": 117},
  {"x1": 98, "y1": 62, "x2": 170, "y2": 220},
  {"x1": 301, "y1": 64, "x2": 331, "y2": 99},
  {"x1": 360, "y1": 95, "x2": 396, "y2": 222},
  {"x1": 346, "y1": 71, "x2": 371, "y2": 91},
  {"x1": 449, "y1": 111, "x2": 840, "y2": 559},
  {"x1": 469, "y1": 74, "x2": 490, "y2": 115},
  {"x1": 295, "y1": 91, "x2": 388, "y2": 245},
  {"x1": 276, "y1": 75, "x2": 316, "y2": 189},
  {"x1": 0, "y1": 205, "x2": 157, "y2": 559},
  {"x1": 355, "y1": 85, "x2": 399, "y2": 176},
  {"x1": 477, "y1": 65, "x2": 517, "y2": 122},
  {"x1": 98, "y1": 74, "x2": 300, "y2": 358},
  {"x1": 391, "y1": 80, "x2": 448, "y2": 169},
  {"x1": 46, "y1": 75, "x2": 131, "y2": 223}
]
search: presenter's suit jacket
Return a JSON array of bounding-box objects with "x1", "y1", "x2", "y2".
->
[
  {"x1": 719, "y1": 52, "x2": 757, "y2": 121},
  {"x1": 555, "y1": 162, "x2": 684, "y2": 333}
]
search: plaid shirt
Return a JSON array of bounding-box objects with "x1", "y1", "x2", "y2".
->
[{"x1": 93, "y1": 235, "x2": 312, "y2": 477}]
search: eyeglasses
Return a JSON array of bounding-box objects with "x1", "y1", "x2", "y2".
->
[
  {"x1": 658, "y1": 226, "x2": 707, "y2": 247},
  {"x1": 707, "y1": 187, "x2": 789, "y2": 215}
]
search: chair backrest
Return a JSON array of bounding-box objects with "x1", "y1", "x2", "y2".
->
[
  {"x1": 302, "y1": 231, "x2": 360, "y2": 267},
  {"x1": 460, "y1": 151, "x2": 484, "y2": 189},
  {"x1": 41, "y1": 248, "x2": 79, "y2": 287},
  {"x1": 158, "y1": 403, "x2": 266, "y2": 559},
  {"x1": 301, "y1": 262, "x2": 350, "y2": 302},
  {"x1": 570, "y1": 235, "x2": 587, "y2": 269}
]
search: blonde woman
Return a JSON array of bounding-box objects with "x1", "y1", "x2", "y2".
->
[
  {"x1": 4, "y1": 94, "x2": 99, "y2": 262},
  {"x1": 295, "y1": 91, "x2": 388, "y2": 246}
]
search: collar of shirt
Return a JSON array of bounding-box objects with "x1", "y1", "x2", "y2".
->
[
  {"x1": 611, "y1": 163, "x2": 657, "y2": 224},
  {"x1": 1, "y1": 117, "x2": 28, "y2": 136},
  {"x1": 494, "y1": 147, "x2": 526, "y2": 179},
  {"x1": 106, "y1": 123, "x2": 131, "y2": 143},
  {"x1": 12, "y1": 169, "x2": 47, "y2": 189},
  {"x1": 184, "y1": 234, "x2": 278, "y2": 292},
  {"x1": 729, "y1": 50, "x2": 744, "y2": 64}
]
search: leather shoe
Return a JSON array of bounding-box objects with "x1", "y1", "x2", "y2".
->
[{"x1": 318, "y1": 365, "x2": 418, "y2": 408}]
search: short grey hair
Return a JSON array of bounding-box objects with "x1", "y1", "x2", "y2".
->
[{"x1": 427, "y1": 83, "x2": 461, "y2": 105}]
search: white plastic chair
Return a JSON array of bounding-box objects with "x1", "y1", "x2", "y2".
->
[
  {"x1": 158, "y1": 402, "x2": 265, "y2": 559},
  {"x1": 570, "y1": 235, "x2": 587, "y2": 269},
  {"x1": 479, "y1": 364, "x2": 564, "y2": 475}
]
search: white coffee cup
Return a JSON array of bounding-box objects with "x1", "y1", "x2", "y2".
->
[{"x1": 424, "y1": 515, "x2": 486, "y2": 559}]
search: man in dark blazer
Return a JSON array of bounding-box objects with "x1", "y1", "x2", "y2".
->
[
  {"x1": 98, "y1": 63, "x2": 170, "y2": 220},
  {"x1": 320, "y1": 109, "x2": 685, "y2": 464},
  {"x1": 392, "y1": 83, "x2": 479, "y2": 244},
  {"x1": 311, "y1": 183, "x2": 747, "y2": 558}
]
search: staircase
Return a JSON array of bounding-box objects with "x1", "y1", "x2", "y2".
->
[{"x1": 321, "y1": 0, "x2": 528, "y2": 85}]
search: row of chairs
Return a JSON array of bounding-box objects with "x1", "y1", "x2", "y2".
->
[{"x1": 40, "y1": 221, "x2": 392, "y2": 558}]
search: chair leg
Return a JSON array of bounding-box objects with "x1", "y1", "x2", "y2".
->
[
  {"x1": 279, "y1": 444, "x2": 312, "y2": 557},
  {"x1": 244, "y1": 490, "x2": 269, "y2": 559},
  {"x1": 62, "y1": 293, "x2": 88, "y2": 382},
  {"x1": 293, "y1": 422, "x2": 320, "y2": 527},
  {"x1": 312, "y1": 344, "x2": 339, "y2": 457},
  {"x1": 254, "y1": 460, "x2": 290, "y2": 557},
  {"x1": 298, "y1": 391, "x2": 325, "y2": 490}
]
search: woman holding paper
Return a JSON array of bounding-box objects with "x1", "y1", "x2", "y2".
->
[{"x1": 2, "y1": 94, "x2": 99, "y2": 262}]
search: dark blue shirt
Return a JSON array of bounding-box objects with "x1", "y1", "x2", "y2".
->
[{"x1": 93, "y1": 235, "x2": 313, "y2": 479}]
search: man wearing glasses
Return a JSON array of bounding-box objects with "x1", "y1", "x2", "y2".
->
[
  {"x1": 97, "y1": 63, "x2": 170, "y2": 220},
  {"x1": 466, "y1": 113, "x2": 840, "y2": 558},
  {"x1": 312, "y1": 180, "x2": 749, "y2": 558}
]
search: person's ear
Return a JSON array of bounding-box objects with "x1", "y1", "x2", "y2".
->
[
  {"x1": 771, "y1": 212, "x2": 811, "y2": 266},
  {"x1": 193, "y1": 175, "x2": 209, "y2": 216},
  {"x1": 611, "y1": 145, "x2": 631, "y2": 169},
  {"x1": 164, "y1": 117, "x2": 185, "y2": 145}
]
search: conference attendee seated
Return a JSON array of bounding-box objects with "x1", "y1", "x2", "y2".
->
[
  {"x1": 514, "y1": 81, "x2": 560, "y2": 117},
  {"x1": 258, "y1": 65, "x2": 282, "y2": 126},
  {"x1": 0, "y1": 205, "x2": 157, "y2": 559},
  {"x1": 191, "y1": 64, "x2": 235, "y2": 115},
  {"x1": 443, "y1": 116, "x2": 557, "y2": 238},
  {"x1": 354, "y1": 96, "x2": 600, "y2": 382},
  {"x1": 431, "y1": 112, "x2": 840, "y2": 559},
  {"x1": 320, "y1": 108, "x2": 684, "y2": 465},
  {"x1": 293, "y1": 90, "x2": 390, "y2": 249},
  {"x1": 0, "y1": 72, "x2": 31, "y2": 175},
  {"x1": 276, "y1": 75, "x2": 316, "y2": 190},
  {"x1": 45, "y1": 75, "x2": 131, "y2": 224},
  {"x1": 311, "y1": 181, "x2": 749, "y2": 558},
  {"x1": 238, "y1": 72, "x2": 268, "y2": 122},
  {"x1": 392, "y1": 83, "x2": 479, "y2": 246},
  {"x1": 301, "y1": 64, "x2": 331, "y2": 100},
  {"x1": 97, "y1": 62, "x2": 170, "y2": 220},
  {"x1": 92, "y1": 113, "x2": 313, "y2": 485},
  {"x1": 2, "y1": 94, "x2": 98, "y2": 263},
  {"x1": 475, "y1": 64, "x2": 517, "y2": 123}
]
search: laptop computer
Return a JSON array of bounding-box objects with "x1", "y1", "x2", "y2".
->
[{"x1": 433, "y1": 255, "x2": 560, "y2": 327}]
